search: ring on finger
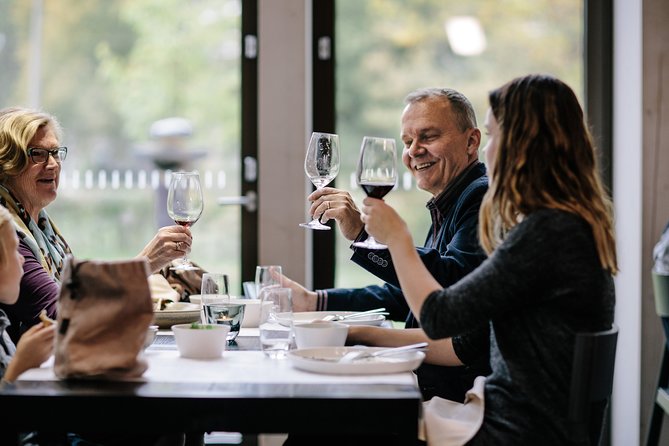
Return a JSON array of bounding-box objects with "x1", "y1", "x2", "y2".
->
[{"x1": 176, "y1": 241, "x2": 182, "y2": 251}]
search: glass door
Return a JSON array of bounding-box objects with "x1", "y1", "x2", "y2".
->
[
  {"x1": 0, "y1": 0, "x2": 245, "y2": 292},
  {"x1": 334, "y1": 0, "x2": 584, "y2": 288}
]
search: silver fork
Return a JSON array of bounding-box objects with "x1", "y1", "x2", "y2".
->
[
  {"x1": 321, "y1": 307, "x2": 387, "y2": 322},
  {"x1": 338, "y1": 342, "x2": 428, "y2": 363}
]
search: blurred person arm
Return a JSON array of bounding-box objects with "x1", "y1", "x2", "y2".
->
[
  {"x1": 324, "y1": 283, "x2": 410, "y2": 321},
  {"x1": 347, "y1": 326, "x2": 463, "y2": 366},
  {"x1": 280, "y1": 273, "x2": 410, "y2": 319},
  {"x1": 279, "y1": 274, "x2": 318, "y2": 312},
  {"x1": 347, "y1": 316, "x2": 490, "y2": 369},
  {"x1": 351, "y1": 176, "x2": 486, "y2": 290},
  {"x1": 137, "y1": 225, "x2": 193, "y2": 273},
  {"x1": 2, "y1": 322, "x2": 55, "y2": 383},
  {"x1": 308, "y1": 187, "x2": 364, "y2": 241}
]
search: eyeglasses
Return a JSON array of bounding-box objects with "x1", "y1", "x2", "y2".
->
[{"x1": 27, "y1": 147, "x2": 68, "y2": 164}]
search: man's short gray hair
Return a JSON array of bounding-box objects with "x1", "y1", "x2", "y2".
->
[{"x1": 404, "y1": 88, "x2": 477, "y2": 132}]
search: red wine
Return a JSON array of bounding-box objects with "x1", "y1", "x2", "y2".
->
[
  {"x1": 360, "y1": 182, "x2": 394, "y2": 199},
  {"x1": 174, "y1": 219, "x2": 198, "y2": 228}
]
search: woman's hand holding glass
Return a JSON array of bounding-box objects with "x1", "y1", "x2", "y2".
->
[
  {"x1": 351, "y1": 136, "x2": 398, "y2": 249},
  {"x1": 359, "y1": 197, "x2": 410, "y2": 250},
  {"x1": 166, "y1": 171, "x2": 204, "y2": 271}
]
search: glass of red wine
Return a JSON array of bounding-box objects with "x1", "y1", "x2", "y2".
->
[
  {"x1": 166, "y1": 170, "x2": 204, "y2": 270},
  {"x1": 352, "y1": 136, "x2": 397, "y2": 250}
]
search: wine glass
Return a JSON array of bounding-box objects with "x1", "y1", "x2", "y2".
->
[
  {"x1": 351, "y1": 136, "x2": 397, "y2": 250},
  {"x1": 299, "y1": 132, "x2": 340, "y2": 230},
  {"x1": 166, "y1": 170, "x2": 204, "y2": 270}
]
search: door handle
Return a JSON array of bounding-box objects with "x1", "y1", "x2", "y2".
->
[{"x1": 217, "y1": 191, "x2": 257, "y2": 212}]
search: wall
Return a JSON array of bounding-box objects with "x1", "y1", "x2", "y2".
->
[
  {"x1": 641, "y1": 0, "x2": 669, "y2": 444},
  {"x1": 257, "y1": 0, "x2": 310, "y2": 285}
]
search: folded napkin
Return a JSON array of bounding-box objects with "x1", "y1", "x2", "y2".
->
[
  {"x1": 149, "y1": 273, "x2": 180, "y2": 302},
  {"x1": 419, "y1": 375, "x2": 486, "y2": 446}
]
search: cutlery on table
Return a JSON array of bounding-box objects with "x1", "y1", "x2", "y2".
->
[
  {"x1": 338, "y1": 342, "x2": 429, "y2": 363},
  {"x1": 321, "y1": 307, "x2": 387, "y2": 322}
]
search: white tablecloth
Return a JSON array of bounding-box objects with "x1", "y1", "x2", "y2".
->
[{"x1": 18, "y1": 350, "x2": 419, "y2": 387}]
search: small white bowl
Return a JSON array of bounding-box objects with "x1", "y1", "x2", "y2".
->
[
  {"x1": 294, "y1": 321, "x2": 349, "y2": 349},
  {"x1": 172, "y1": 323, "x2": 230, "y2": 359},
  {"x1": 228, "y1": 298, "x2": 271, "y2": 328},
  {"x1": 143, "y1": 325, "x2": 159, "y2": 350}
]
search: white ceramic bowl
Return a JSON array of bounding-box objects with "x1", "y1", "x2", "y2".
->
[
  {"x1": 143, "y1": 325, "x2": 159, "y2": 350},
  {"x1": 294, "y1": 321, "x2": 349, "y2": 349},
  {"x1": 228, "y1": 298, "x2": 271, "y2": 328},
  {"x1": 189, "y1": 295, "x2": 271, "y2": 328},
  {"x1": 172, "y1": 323, "x2": 230, "y2": 359}
]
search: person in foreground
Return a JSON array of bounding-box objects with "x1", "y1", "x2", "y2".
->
[
  {"x1": 0, "y1": 107, "x2": 192, "y2": 343},
  {"x1": 360, "y1": 74, "x2": 617, "y2": 445},
  {"x1": 0, "y1": 203, "x2": 183, "y2": 446},
  {"x1": 284, "y1": 88, "x2": 490, "y2": 402},
  {"x1": 0, "y1": 205, "x2": 55, "y2": 386}
]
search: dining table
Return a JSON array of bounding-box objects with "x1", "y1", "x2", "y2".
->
[{"x1": 1, "y1": 326, "x2": 423, "y2": 445}]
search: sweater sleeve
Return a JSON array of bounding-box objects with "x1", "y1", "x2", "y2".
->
[
  {"x1": 0, "y1": 240, "x2": 59, "y2": 344},
  {"x1": 419, "y1": 210, "x2": 600, "y2": 340}
]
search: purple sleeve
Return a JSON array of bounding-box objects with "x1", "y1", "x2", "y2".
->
[{"x1": 0, "y1": 240, "x2": 60, "y2": 343}]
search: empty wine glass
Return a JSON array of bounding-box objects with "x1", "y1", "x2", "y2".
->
[
  {"x1": 166, "y1": 170, "x2": 204, "y2": 270},
  {"x1": 351, "y1": 136, "x2": 397, "y2": 250},
  {"x1": 299, "y1": 132, "x2": 340, "y2": 230}
]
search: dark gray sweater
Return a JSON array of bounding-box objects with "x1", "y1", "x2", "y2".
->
[{"x1": 420, "y1": 209, "x2": 615, "y2": 445}]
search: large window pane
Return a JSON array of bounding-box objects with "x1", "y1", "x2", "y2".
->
[
  {"x1": 335, "y1": 0, "x2": 583, "y2": 287},
  {"x1": 0, "y1": 1, "x2": 242, "y2": 289}
]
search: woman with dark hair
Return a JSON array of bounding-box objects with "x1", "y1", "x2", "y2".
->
[{"x1": 360, "y1": 74, "x2": 617, "y2": 445}]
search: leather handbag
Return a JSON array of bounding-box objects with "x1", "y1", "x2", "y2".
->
[{"x1": 54, "y1": 255, "x2": 154, "y2": 380}]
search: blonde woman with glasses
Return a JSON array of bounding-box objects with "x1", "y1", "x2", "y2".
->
[{"x1": 0, "y1": 107, "x2": 192, "y2": 344}]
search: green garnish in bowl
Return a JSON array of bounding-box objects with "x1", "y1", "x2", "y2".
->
[{"x1": 189, "y1": 322, "x2": 215, "y2": 330}]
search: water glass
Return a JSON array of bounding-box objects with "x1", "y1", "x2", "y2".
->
[
  {"x1": 203, "y1": 302, "x2": 245, "y2": 342},
  {"x1": 255, "y1": 265, "x2": 282, "y2": 300},
  {"x1": 259, "y1": 287, "x2": 293, "y2": 358},
  {"x1": 201, "y1": 273, "x2": 230, "y2": 298}
]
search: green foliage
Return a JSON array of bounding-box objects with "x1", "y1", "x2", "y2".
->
[
  {"x1": 334, "y1": 0, "x2": 583, "y2": 287},
  {"x1": 0, "y1": 0, "x2": 583, "y2": 291}
]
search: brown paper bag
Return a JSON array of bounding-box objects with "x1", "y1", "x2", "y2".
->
[{"x1": 54, "y1": 255, "x2": 154, "y2": 380}]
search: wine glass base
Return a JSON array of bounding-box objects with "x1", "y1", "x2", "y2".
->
[
  {"x1": 299, "y1": 221, "x2": 331, "y2": 230},
  {"x1": 352, "y1": 240, "x2": 388, "y2": 250},
  {"x1": 169, "y1": 263, "x2": 201, "y2": 271}
]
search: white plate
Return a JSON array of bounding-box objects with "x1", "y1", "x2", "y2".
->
[
  {"x1": 275, "y1": 311, "x2": 386, "y2": 326},
  {"x1": 153, "y1": 302, "x2": 201, "y2": 329},
  {"x1": 288, "y1": 346, "x2": 425, "y2": 375}
]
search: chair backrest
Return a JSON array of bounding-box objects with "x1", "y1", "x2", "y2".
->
[
  {"x1": 652, "y1": 272, "x2": 669, "y2": 317},
  {"x1": 568, "y1": 324, "x2": 619, "y2": 446}
]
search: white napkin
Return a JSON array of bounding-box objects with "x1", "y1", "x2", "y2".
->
[
  {"x1": 148, "y1": 273, "x2": 180, "y2": 302},
  {"x1": 419, "y1": 375, "x2": 486, "y2": 446}
]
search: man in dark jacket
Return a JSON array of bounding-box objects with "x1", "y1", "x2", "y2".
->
[{"x1": 284, "y1": 87, "x2": 490, "y2": 402}]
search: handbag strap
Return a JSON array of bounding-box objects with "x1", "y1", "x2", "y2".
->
[{"x1": 62, "y1": 258, "x2": 87, "y2": 300}]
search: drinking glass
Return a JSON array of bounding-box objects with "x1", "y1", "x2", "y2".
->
[
  {"x1": 255, "y1": 265, "x2": 282, "y2": 300},
  {"x1": 201, "y1": 273, "x2": 230, "y2": 297},
  {"x1": 259, "y1": 287, "x2": 294, "y2": 358},
  {"x1": 166, "y1": 171, "x2": 204, "y2": 270},
  {"x1": 299, "y1": 132, "x2": 340, "y2": 230},
  {"x1": 202, "y1": 302, "x2": 245, "y2": 342},
  {"x1": 351, "y1": 136, "x2": 397, "y2": 250},
  {"x1": 199, "y1": 272, "x2": 230, "y2": 322}
]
